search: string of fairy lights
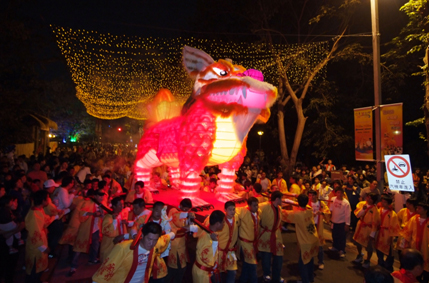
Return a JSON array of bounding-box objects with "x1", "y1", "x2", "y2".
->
[{"x1": 52, "y1": 25, "x2": 330, "y2": 120}]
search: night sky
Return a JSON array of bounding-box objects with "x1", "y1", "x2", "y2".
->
[{"x1": 6, "y1": 0, "x2": 427, "y2": 166}]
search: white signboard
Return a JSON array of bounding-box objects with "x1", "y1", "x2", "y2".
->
[{"x1": 384, "y1": 154, "x2": 414, "y2": 192}]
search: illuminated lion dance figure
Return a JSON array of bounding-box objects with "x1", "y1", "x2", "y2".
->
[{"x1": 134, "y1": 46, "x2": 277, "y2": 198}]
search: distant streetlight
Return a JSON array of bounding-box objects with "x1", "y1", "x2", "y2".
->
[
  {"x1": 370, "y1": 0, "x2": 383, "y2": 187},
  {"x1": 257, "y1": 131, "x2": 264, "y2": 158}
]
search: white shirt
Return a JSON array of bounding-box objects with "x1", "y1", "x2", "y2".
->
[
  {"x1": 152, "y1": 219, "x2": 172, "y2": 258},
  {"x1": 329, "y1": 197, "x2": 351, "y2": 225},
  {"x1": 52, "y1": 187, "x2": 74, "y2": 210},
  {"x1": 311, "y1": 201, "x2": 320, "y2": 224},
  {"x1": 260, "y1": 178, "x2": 270, "y2": 192},
  {"x1": 129, "y1": 245, "x2": 150, "y2": 283},
  {"x1": 76, "y1": 166, "x2": 92, "y2": 183}
]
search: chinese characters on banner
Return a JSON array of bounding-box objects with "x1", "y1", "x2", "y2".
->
[
  {"x1": 354, "y1": 107, "x2": 373, "y2": 161},
  {"x1": 380, "y1": 103, "x2": 403, "y2": 161}
]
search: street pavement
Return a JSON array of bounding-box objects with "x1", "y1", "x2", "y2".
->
[{"x1": 14, "y1": 224, "x2": 398, "y2": 283}]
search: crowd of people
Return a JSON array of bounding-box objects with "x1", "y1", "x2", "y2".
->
[{"x1": 0, "y1": 146, "x2": 428, "y2": 283}]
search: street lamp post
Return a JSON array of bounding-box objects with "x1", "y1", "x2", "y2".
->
[
  {"x1": 257, "y1": 131, "x2": 264, "y2": 159},
  {"x1": 370, "y1": 0, "x2": 383, "y2": 188}
]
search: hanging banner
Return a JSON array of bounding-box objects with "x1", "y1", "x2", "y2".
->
[
  {"x1": 354, "y1": 107, "x2": 373, "y2": 161},
  {"x1": 380, "y1": 103, "x2": 403, "y2": 161}
]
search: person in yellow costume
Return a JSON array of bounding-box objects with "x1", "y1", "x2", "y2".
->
[
  {"x1": 125, "y1": 181, "x2": 153, "y2": 221},
  {"x1": 165, "y1": 198, "x2": 195, "y2": 283},
  {"x1": 396, "y1": 198, "x2": 418, "y2": 255},
  {"x1": 307, "y1": 189, "x2": 330, "y2": 270},
  {"x1": 237, "y1": 197, "x2": 260, "y2": 283},
  {"x1": 192, "y1": 210, "x2": 225, "y2": 283},
  {"x1": 100, "y1": 197, "x2": 130, "y2": 262},
  {"x1": 212, "y1": 201, "x2": 239, "y2": 283},
  {"x1": 92, "y1": 222, "x2": 174, "y2": 283},
  {"x1": 271, "y1": 171, "x2": 288, "y2": 194},
  {"x1": 59, "y1": 189, "x2": 86, "y2": 261},
  {"x1": 282, "y1": 194, "x2": 319, "y2": 283},
  {"x1": 125, "y1": 181, "x2": 153, "y2": 205},
  {"x1": 258, "y1": 191, "x2": 289, "y2": 283},
  {"x1": 147, "y1": 201, "x2": 172, "y2": 282},
  {"x1": 25, "y1": 190, "x2": 57, "y2": 282},
  {"x1": 128, "y1": 198, "x2": 152, "y2": 238},
  {"x1": 289, "y1": 176, "x2": 302, "y2": 196},
  {"x1": 249, "y1": 183, "x2": 268, "y2": 204},
  {"x1": 352, "y1": 192, "x2": 381, "y2": 269},
  {"x1": 374, "y1": 194, "x2": 400, "y2": 272},
  {"x1": 68, "y1": 189, "x2": 105, "y2": 277},
  {"x1": 401, "y1": 201, "x2": 429, "y2": 282}
]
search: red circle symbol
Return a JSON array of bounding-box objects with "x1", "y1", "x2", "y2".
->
[{"x1": 387, "y1": 156, "x2": 410, "y2": 178}]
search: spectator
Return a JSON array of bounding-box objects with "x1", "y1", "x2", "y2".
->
[
  {"x1": 51, "y1": 176, "x2": 75, "y2": 210},
  {"x1": 329, "y1": 187, "x2": 351, "y2": 258},
  {"x1": 27, "y1": 162, "x2": 48, "y2": 188}
]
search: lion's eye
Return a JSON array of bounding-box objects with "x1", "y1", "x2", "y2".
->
[{"x1": 213, "y1": 67, "x2": 228, "y2": 77}]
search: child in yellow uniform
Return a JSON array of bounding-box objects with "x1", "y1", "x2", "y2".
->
[
  {"x1": 352, "y1": 192, "x2": 381, "y2": 269},
  {"x1": 375, "y1": 194, "x2": 400, "y2": 272},
  {"x1": 401, "y1": 202, "x2": 429, "y2": 282}
]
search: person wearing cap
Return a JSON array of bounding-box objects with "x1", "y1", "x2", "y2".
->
[
  {"x1": 68, "y1": 189, "x2": 105, "y2": 277},
  {"x1": 401, "y1": 201, "x2": 429, "y2": 281},
  {"x1": 308, "y1": 189, "x2": 330, "y2": 270},
  {"x1": 100, "y1": 196, "x2": 129, "y2": 262},
  {"x1": 92, "y1": 222, "x2": 175, "y2": 283}
]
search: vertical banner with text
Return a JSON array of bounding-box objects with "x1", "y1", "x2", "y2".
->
[
  {"x1": 354, "y1": 107, "x2": 373, "y2": 161},
  {"x1": 380, "y1": 103, "x2": 403, "y2": 161}
]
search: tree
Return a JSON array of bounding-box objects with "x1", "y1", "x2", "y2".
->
[
  {"x1": 242, "y1": 0, "x2": 363, "y2": 173},
  {"x1": 384, "y1": 0, "x2": 429, "y2": 155}
]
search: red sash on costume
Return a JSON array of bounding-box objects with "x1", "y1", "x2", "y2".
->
[
  {"x1": 239, "y1": 207, "x2": 259, "y2": 256},
  {"x1": 416, "y1": 216, "x2": 428, "y2": 250},
  {"x1": 354, "y1": 204, "x2": 374, "y2": 238},
  {"x1": 376, "y1": 209, "x2": 390, "y2": 246},
  {"x1": 219, "y1": 216, "x2": 235, "y2": 271},
  {"x1": 259, "y1": 204, "x2": 279, "y2": 254},
  {"x1": 124, "y1": 245, "x2": 155, "y2": 283},
  {"x1": 195, "y1": 261, "x2": 220, "y2": 283}
]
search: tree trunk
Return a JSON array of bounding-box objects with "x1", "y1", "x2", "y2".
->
[
  {"x1": 277, "y1": 108, "x2": 289, "y2": 168},
  {"x1": 287, "y1": 99, "x2": 307, "y2": 176}
]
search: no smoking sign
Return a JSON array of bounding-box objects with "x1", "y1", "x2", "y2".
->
[{"x1": 385, "y1": 154, "x2": 414, "y2": 192}]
